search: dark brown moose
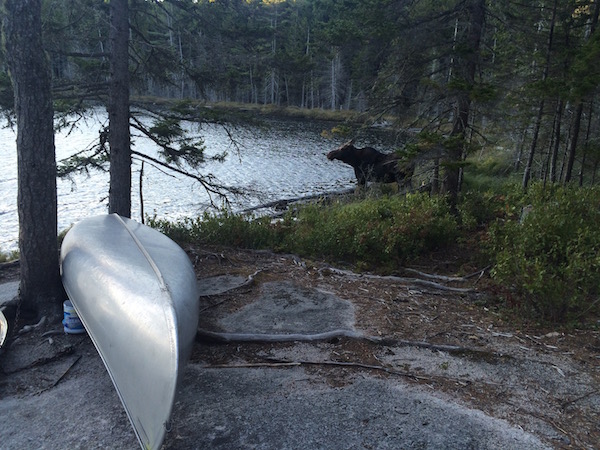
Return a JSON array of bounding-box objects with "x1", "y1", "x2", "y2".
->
[{"x1": 327, "y1": 139, "x2": 413, "y2": 187}]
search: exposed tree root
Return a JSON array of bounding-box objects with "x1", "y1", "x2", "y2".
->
[
  {"x1": 196, "y1": 327, "x2": 485, "y2": 356},
  {"x1": 320, "y1": 266, "x2": 475, "y2": 293}
]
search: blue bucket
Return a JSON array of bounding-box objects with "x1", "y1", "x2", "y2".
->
[{"x1": 63, "y1": 300, "x2": 86, "y2": 334}]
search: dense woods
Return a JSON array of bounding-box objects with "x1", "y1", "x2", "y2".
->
[
  {"x1": 0, "y1": 0, "x2": 597, "y2": 189},
  {"x1": 2, "y1": 0, "x2": 600, "y2": 323}
]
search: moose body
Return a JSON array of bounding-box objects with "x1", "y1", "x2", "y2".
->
[{"x1": 327, "y1": 140, "x2": 413, "y2": 187}]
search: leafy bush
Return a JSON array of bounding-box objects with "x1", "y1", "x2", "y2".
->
[
  {"x1": 280, "y1": 193, "x2": 457, "y2": 268},
  {"x1": 146, "y1": 215, "x2": 197, "y2": 244},
  {"x1": 194, "y1": 211, "x2": 276, "y2": 248},
  {"x1": 461, "y1": 148, "x2": 519, "y2": 193},
  {"x1": 489, "y1": 184, "x2": 600, "y2": 322},
  {"x1": 148, "y1": 211, "x2": 276, "y2": 249},
  {"x1": 149, "y1": 194, "x2": 458, "y2": 270},
  {"x1": 458, "y1": 191, "x2": 503, "y2": 230},
  {"x1": 0, "y1": 249, "x2": 19, "y2": 263}
]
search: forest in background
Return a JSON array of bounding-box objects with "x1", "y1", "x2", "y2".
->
[
  {"x1": 1, "y1": 0, "x2": 600, "y2": 323},
  {"x1": 1, "y1": 0, "x2": 599, "y2": 189}
]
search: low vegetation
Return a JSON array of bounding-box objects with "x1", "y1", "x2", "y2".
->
[
  {"x1": 148, "y1": 181, "x2": 600, "y2": 326},
  {"x1": 488, "y1": 184, "x2": 600, "y2": 324},
  {"x1": 0, "y1": 249, "x2": 18, "y2": 264}
]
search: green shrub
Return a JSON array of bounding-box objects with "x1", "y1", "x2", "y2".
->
[
  {"x1": 461, "y1": 147, "x2": 520, "y2": 193},
  {"x1": 281, "y1": 193, "x2": 458, "y2": 268},
  {"x1": 0, "y1": 249, "x2": 19, "y2": 263},
  {"x1": 146, "y1": 215, "x2": 198, "y2": 244},
  {"x1": 458, "y1": 191, "x2": 502, "y2": 230},
  {"x1": 195, "y1": 211, "x2": 276, "y2": 248},
  {"x1": 149, "y1": 194, "x2": 458, "y2": 270},
  {"x1": 148, "y1": 211, "x2": 277, "y2": 249},
  {"x1": 489, "y1": 184, "x2": 600, "y2": 322}
]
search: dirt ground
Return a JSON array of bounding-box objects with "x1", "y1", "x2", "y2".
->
[
  {"x1": 1, "y1": 245, "x2": 599, "y2": 449},
  {"x1": 186, "y1": 245, "x2": 600, "y2": 449}
]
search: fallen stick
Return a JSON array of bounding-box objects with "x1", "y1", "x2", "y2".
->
[
  {"x1": 202, "y1": 359, "x2": 426, "y2": 381},
  {"x1": 560, "y1": 389, "x2": 599, "y2": 410},
  {"x1": 196, "y1": 327, "x2": 478, "y2": 355},
  {"x1": 321, "y1": 266, "x2": 474, "y2": 293},
  {"x1": 240, "y1": 188, "x2": 355, "y2": 214},
  {"x1": 199, "y1": 270, "x2": 262, "y2": 312},
  {"x1": 202, "y1": 358, "x2": 511, "y2": 387},
  {"x1": 0, "y1": 260, "x2": 19, "y2": 270},
  {"x1": 2, "y1": 345, "x2": 75, "y2": 374},
  {"x1": 35, "y1": 355, "x2": 82, "y2": 395},
  {"x1": 196, "y1": 328, "x2": 364, "y2": 343}
]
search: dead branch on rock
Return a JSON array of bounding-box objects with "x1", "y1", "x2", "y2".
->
[
  {"x1": 201, "y1": 361, "x2": 302, "y2": 369},
  {"x1": 35, "y1": 355, "x2": 81, "y2": 395},
  {"x1": 240, "y1": 188, "x2": 355, "y2": 215},
  {"x1": 196, "y1": 327, "x2": 485, "y2": 356},
  {"x1": 198, "y1": 270, "x2": 262, "y2": 313},
  {"x1": 196, "y1": 328, "x2": 364, "y2": 343},
  {"x1": 201, "y1": 358, "x2": 427, "y2": 381},
  {"x1": 1, "y1": 345, "x2": 75, "y2": 375},
  {"x1": 202, "y1": 357, "x2": 511, "y2": 388},
  {"x1": 402, "y1": 266, "x2": 490, "y2": 283},
  {"x1": 320, "y1": 266, "x2": 474, "y2": 293}
]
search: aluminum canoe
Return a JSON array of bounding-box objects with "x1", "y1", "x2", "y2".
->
[
  {"x1": 60, "y1": 214, "x2": 199, "y2": 450},
  {"x1": 0, "y1": 309, "x2": 7, "y2": 348}
]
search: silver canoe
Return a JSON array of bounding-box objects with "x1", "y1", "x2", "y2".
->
[
  {"x1": 60, "y1": 214, "x2": 199, "y2": 450},
  {"x1": 0, "y1": 309, "x2": 7, "y2": 348}
]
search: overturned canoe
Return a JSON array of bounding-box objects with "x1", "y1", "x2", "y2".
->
[
  {"x1": 0, "y1": 309, "x2": 7, "y2": 348},
  {"x1": 60, "y1": 214, "x2": 199, "y2": 450}
]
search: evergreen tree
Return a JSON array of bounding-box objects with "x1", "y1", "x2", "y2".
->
[{"x1": 3, "y1": 0, "x2": 64, "y2": 317}]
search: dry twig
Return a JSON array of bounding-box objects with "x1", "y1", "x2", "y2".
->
[{"x1": 321, "y1": 266, "x2": 474, "y2": 293}]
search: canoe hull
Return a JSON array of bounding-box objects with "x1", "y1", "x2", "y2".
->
[{"x1": 60, "y1": 214, "x2": 199, "y2": 450}]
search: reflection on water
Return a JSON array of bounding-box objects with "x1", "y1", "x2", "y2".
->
[{"x1": 0, "y1": 111, "x2": 396, "y2": 252}]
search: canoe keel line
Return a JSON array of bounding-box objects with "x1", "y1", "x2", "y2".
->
[{"x1": 60, "y1": 214, "x2": 200, "y2": 450}]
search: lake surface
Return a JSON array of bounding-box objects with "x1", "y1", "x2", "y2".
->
[{"x1": 0, "y1": 110, "x2": 396, "y2": 252}]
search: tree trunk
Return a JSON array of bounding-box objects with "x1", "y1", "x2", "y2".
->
[
  {"x1": 443, "y1": 0, "x2": 485, "y2": 205},
  {"x1": 108, "y1": 0, "x2": 131, "y2": 217},
  {"x1": 579, "y1": 100, "x2": 594, "y2": 186},
  {"x1": 522, "y1": 0, "x2": 558, "y2": 190},
  {"x1": 565, "y1": 1, "x2": 600, "y2": 183},
  {"x1": 3, "y1": 0, "x2": 64, "y2": 316},
  {"x1": 549, "y1": 98, "x2": 564, "y2": 183},
  {"x1": 522, "y1": 99, "x2": 545, "y2": 189},
  {"x1": 564, "y1": 102, "x2": 583, "y2": 183}
]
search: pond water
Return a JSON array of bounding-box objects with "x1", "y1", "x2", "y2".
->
[{"x1": 0, "y1": 109, "x2": 396, "y2": 252}]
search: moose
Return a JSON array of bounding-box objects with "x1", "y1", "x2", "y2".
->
[{"x1": 327, "y1": 139, "x2": 414, "y2": 188}]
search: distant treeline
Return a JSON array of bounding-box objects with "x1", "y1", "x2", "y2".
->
[{"x1": 1, "y1": 0, "x2": 599, "y2": 186}]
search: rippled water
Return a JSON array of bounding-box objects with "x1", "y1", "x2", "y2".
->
[{"x1": 0, "y1": 110, "x2": 396, "y2": 252}]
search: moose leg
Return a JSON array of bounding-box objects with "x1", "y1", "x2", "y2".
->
[{"x1": 354, "y1": 167, "x2": 367, "y2": 186}]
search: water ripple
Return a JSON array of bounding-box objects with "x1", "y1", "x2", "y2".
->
[{"x1": 1, "y1": 114, "x2": 372, "y2": 252}]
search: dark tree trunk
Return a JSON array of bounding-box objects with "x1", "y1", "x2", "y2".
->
[
  {"x1": 443, "y1": 0, "x2": 485, "y2": 205},
  {"x1": 549, "y1": 99, "x2": 564, "y2": 183},
  {"x1": 565, "y1": 1, "x2": 599, "y2": 183},
  {"x1": 564, "y1": 102, "x2": 582, "y2": 183},
  {"x1": 3, "y1": 0, "x2": 64, "y2": 315},
  {"x1": 108, "y1": 0, "x2": 131, "y2": 217},
  {"x1": 522, "y1": 0, "x2": 558, "y2": 190},
  {"x1": 522, "y1": 100, "x2": 545, "y2": 189},
  {"x1": 579, "y1": 100, "x2": 594, "y2": 186}
]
